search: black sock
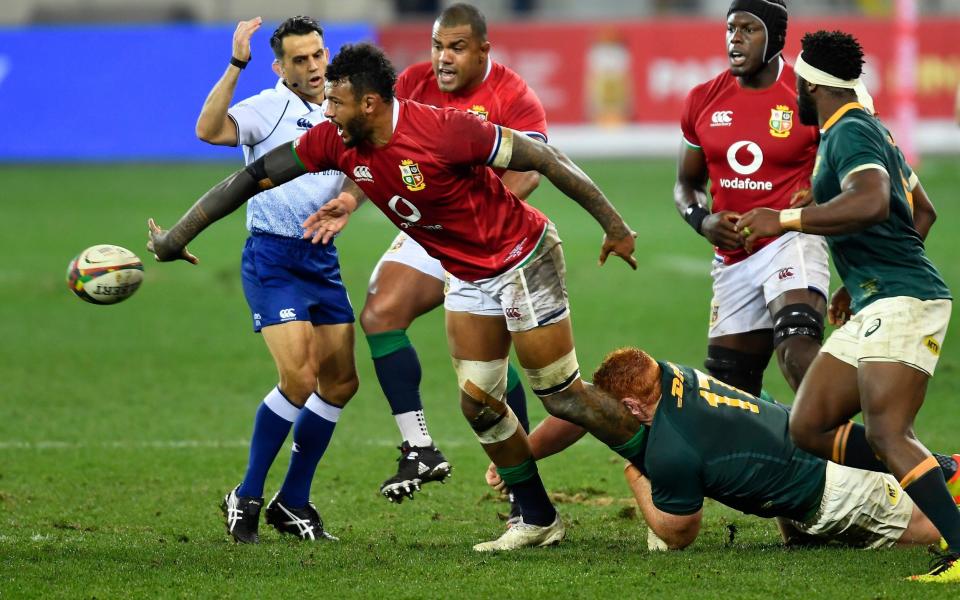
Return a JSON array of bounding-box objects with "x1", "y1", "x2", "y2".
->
[
  {"x1": 904, "y1": 466, "x2": 960, "y2": 553},
  {"x1": 497, "y1": 459, "x2": 556, "y2": 526},
  {"x1": 505, "y1": 363, "x2": 530, "y2": 433},
  {"x1": 838, "y1": 423, "x2": 888, "y2": 472}
]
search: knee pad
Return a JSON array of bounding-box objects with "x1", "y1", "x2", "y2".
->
[
  {"x1": 524, "y1": 349, "x2": 580, "y2": 397},
  {"x1": 773, "y1": 303, "x2": 824, "y2": 348},
  {"x1": 453, "y1": 357, "x2": 508, "y2": 403},
  {"x1": 704, "y1": 346, "x2": 769, "y2": 396}
]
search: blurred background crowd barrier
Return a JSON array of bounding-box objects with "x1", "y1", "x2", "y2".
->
[{"x1": 1, "y1": 0, "x2": 957, "y2": 160}]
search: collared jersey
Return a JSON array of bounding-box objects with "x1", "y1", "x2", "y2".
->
[
  {"x1": 228, "y1": 79, "x2": 344, "y2": 238},
  {"x1": 396, "y1": 60, "x2": 548, "y2": 147},
  {"x1": 811, "y1": 103, "x2": 950, "y2": 312},
  {"x1": 292, "y1": 99, "x2": 549, "y2": 282},
  {"x1": 633, "y1": 361, "x2": 825, "y2": 521},
  {"x1": 681, "y1": 62, "x2": 819, "y2": 264}
]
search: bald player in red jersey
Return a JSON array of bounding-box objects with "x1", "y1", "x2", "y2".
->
[
  {"x1": 357, "y1": 4, "x2": 549, "y2": 507},
  {"x1": 148, "y1": 43, "x2": 641, "y2": 552},
  {"x1": 674, "y1": 0, "x2": 828, "y2": 398}
]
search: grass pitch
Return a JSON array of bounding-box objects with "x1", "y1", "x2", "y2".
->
[{"x1": 2, "y1": 158, "x2": 958, "y2": 598}]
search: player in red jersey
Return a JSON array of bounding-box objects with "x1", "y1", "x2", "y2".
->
[
  {"x1": 674, "y1": 0, "x2": 827, "y2": 397},
  {"x1": 356, "y1": 4, "x2": 547, "y2": 509},
  {"x1": 147, "y1": 43, "x2": 643, "y2": 551}
]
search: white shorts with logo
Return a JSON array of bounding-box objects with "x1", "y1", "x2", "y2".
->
[
  {"x1": 370, "y1": 232, "x2": 446, "y2": 286},
  {"x1": 444, "y1": 223, "x2": 569, "y2": 333},
  {"x1": 709, "y1": 232, "x2": 830, "y2": 337},
  {"x1": 788, "y1": 461, "x2": 913, "y2": 549},
  {"x1": 821, "y1": 296, "x2": 951, "y2": 376}
]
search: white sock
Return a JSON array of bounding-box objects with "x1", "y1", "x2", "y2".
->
[{"x1": 395, "y1": 410, "x2": 432, "y2": 447}]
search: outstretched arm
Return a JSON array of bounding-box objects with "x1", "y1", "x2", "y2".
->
[
  {"x1": 148, "y1": 144, "x2": 306, "y2": 262},
  {"x1": 504, "y1": 130, "x2": 637, "y2": 269}
]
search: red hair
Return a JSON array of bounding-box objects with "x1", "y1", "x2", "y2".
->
[{"x1": 592, "y1": 347, "x2": 662, "y2": 406}]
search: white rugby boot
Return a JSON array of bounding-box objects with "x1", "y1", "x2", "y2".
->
[{"x1": 472, "y1": 514, "x2": 565, "y2": 552}]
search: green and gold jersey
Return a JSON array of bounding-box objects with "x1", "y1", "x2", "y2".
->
[
  {"x1": 633, "y1": 361, "x2": 825, "y2": 521},
  {"x1": 811, "y1": 103, "x2": 950, "y2": 312}
]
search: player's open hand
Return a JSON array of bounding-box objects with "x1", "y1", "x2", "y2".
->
[
  {"x1": 827, "y1": 285, "x2": 853, "y2": 326},
  {"x1": 146, "y1": 218, "x2": 198, "y2": 264},
  {"x1": 599, "y1": 230, "x2": 638, "y2": 270},
  {"x1": 302, "y1": 192, "x2": 359, "y2": 244},
  {"x1": 485, "y1": 462, "x2": 506, "y2": 493},
  {"x1": 735, "y1": 208, "x2": 782, "y2": 254},
  {"x1": 232, "y1": 17, "x2": 262, "y2": 62},
  {"x1": 701, "y1": 210, "x2": 743, "y2": 250}
]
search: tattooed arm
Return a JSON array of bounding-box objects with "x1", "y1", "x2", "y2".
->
[
  {"x1": 503, "y1": 129, "x2": 637, "y2": 269},
  {"x1": 147, "y1": 143, "x2": 306, "y2": 262}
]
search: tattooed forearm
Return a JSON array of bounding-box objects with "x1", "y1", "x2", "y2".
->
[
  {"x1": 155, "y1": 169, "x2": 260, "y2": 259},
  {"x1": 542, "y1": 382, "x2": 641, "y2": 447}
]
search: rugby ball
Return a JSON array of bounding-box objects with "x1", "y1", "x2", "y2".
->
[{"x1": 66, "y1": 244, "x2": 144, "y2": 305}]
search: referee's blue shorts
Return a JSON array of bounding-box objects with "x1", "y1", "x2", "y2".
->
[{"x1": 241, "y1": 232, "x2": 354, "y2": 332}]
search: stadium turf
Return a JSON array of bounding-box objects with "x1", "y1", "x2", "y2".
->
[{"x1": 2, "y1": 158, "x2": 958, "y2": 597}]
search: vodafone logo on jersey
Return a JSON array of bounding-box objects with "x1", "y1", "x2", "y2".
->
[
  {"x1": 720, "y1": 140, "x2": 773, "y2": 191},
  {"x1": 710, "y1": 111, "x2": 733, "y2": 127}
]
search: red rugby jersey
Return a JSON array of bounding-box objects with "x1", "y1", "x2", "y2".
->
[
  {"x1": 680, "y1": 62, "x2": 818, "y2": 263},
  {"x1": 293, "y1": 99, "x2": 548, "y2": 281},
  {"x1": 397, "y1": 60, "x2": 547, "y2": 145}
]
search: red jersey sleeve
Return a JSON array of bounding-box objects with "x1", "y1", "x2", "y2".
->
[
  {"x1": 437, "y1": 108, "x2": 504, "y2": 167},
  {"x1": 291, "y1": 121, "x2": 341, "y2": 173},
  {"x1": 501, "y1": 85, "x2": 548, "y2": 143},
  {"x1": 679, "y1": 87, "x2": 702, "y2": 148}
]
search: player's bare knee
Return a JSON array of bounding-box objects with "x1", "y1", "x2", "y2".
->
[
  {"x1": 360, "y1": 298, "x2": 411, "y2": 334},
  {"x1": 277, "y1": 365, "x2": 319, "y2": 406},
  {"x1": 863, "y1": 423, "x2": 906, "y2": 460},
  {"x1": 788, "y1": 409, "x2": 819, "y2": 452},
  {"x1": 321, "y1": 371, "x2": 359, "y2": 406}
]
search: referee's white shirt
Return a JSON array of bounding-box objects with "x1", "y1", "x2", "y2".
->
[{"x1": 228, "y1": 79, "x2": 344, "y2": 238}]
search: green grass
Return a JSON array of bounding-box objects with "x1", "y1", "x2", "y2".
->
[{"x1": 1, "y1": 158, "x2": 958, "y2": 598}]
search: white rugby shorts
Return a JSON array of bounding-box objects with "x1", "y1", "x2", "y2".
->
[
  {"x1": 821, "y1": 296, "x2": 951, "y2": 376},
  {"x1": 788, "y1": 461, "x2": 914, "y2": 548},
  {"x1": 708, "y1": 232, "x2": 830, "y2": 337},
  {"x1": 445, "y1": 223, "x2": 569, "y2": 332},
  {"x1": 370, "y1": 232, "x2": 446, "y2": 288}
]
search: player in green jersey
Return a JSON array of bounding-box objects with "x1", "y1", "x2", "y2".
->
[
  {"x1": 736, "y1": 30, "x2": 960, "y2": 583},
  {"x1": 487, "y1": 346, "x2": 942, "y2": 550}
]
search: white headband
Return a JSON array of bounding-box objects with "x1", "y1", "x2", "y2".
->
[{"x1": 795, "y1": 51, "x2": 875, "y2": 115}]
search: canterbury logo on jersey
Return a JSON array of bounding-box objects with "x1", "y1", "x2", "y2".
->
[
  {"x1": 296, "y1": 118, "x2": 314, "y2": 129},
  {"x1": 711, "y1": 111, "x2": 733, "y2": 126},
  {"x1": 353, "y1": 165, "x2": 373, "y2": 182},
  {"x1": 279, "y1": 308, "x2": 297, "y2": 320}
]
